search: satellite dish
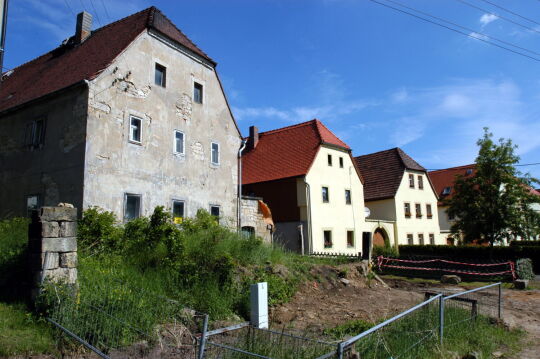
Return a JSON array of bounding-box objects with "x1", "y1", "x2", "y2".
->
[{"x1": 364, "y1": 207, "x2": 371, "y2": 218}]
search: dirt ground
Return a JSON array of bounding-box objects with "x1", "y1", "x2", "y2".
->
[{"x1": 272, "y1": 264, "x2": 540, "y2": 358}]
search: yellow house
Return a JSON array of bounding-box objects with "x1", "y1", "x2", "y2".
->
[
  {"x1": 355, "y1": 148, "x2": 443, "y2": 247},
  {"x1": 242, "y1": 120, "x2": 366, "y2": 255}
]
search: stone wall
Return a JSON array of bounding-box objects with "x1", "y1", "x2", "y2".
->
[
  {"x1": 241, "y1": 196, "x2": 273, "y2": 243},
  {"x1": 29, "y1": 205, "x2": 78, "y2": 298}
]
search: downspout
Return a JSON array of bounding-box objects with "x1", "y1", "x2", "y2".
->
[
  {"x1": 237, "y1": 139, "x2": 247, "y2": 233},
  {"x1": 303, "y1": 177, "x2": 312, "y2": 254}
]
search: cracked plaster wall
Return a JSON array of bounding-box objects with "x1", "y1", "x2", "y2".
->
[{"x1": 83, "y1": 31, "x2": 241, "y2": 225}]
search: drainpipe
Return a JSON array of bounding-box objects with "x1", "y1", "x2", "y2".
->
[
  {"x1": 237, "y1": 139, "x2": 247, "y2": 233},
  {"x1": 303, "y1": 177, "x2": 312, "y2": 254}
]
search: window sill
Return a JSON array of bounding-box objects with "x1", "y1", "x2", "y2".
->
[
  {"x1": 405, "y1": 213, "x2": 411, "y2": 218},
  {"x1": 416, "y1": 216, "x2": 423, "y2": 219},
  {"x1": 427, "y1": 215, "x2": 433, "y2": 219},
  {"x1": 128, "y1": 140, "x2": 142, "y2": 146}
]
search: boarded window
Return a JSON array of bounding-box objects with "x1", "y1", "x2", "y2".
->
[
  {"x1": 172, "y1": 200, "x2": 185, "y2": 224},
  {"x1": 124, "y1": 194, "x2": 141, "y2": 221},
  {"x1": 155, "y1": 63, "x2": 166, "y2": 87},
  {"x1": 347, "y1": 230, "x2": 354, "y2": 248},
  {"x1": 174, "y1": 131, "x2": 184, "y2": 154},
  {"x1": 345, "y1": 189, "x2": 351, "y2": 205},
  {"x1": 324, "y1": 230, "x2": 332, "y2": 248},
  {"x1": 211, "y1": 142, "x2": 220, "y2": 164},
  {"x1": 194, "y1": 82, "x2": 203, "y2": 104},
  {"x1": 129, "y1": 116, "x2": 142, "y2": 143},
  {"x1": 322, "y1": 187, "x2": 329, "y2": 203}
]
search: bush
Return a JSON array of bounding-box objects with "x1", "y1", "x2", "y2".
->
[
  {"x1": 516, "y1": 258, "x2": 535, "y2": 280},
  {"x1": 77, "y1": 207, "x2": 122, "y2": 253},
  {"x1": 510, "y1": 240, "x2": 540, "y2": 247}
]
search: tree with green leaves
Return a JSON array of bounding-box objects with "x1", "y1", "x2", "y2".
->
[{"x1": 446, "y1": 128, "x2": 540, "y2": 246}]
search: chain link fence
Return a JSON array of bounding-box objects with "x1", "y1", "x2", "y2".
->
[{"x1": 42, "y1": 278, "x2": 207, "y2": 358}]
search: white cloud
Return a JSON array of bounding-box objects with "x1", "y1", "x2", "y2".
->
[
  {"x1": 468, "y1": 32, "x2": 489, "y2": 41},
  {"x1": 479, "y1": 13, "x2": 498, "y2": 26}
]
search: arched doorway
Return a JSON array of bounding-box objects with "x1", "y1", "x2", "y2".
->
[{"x1": 373, "y1": 228, "x2": 387, "y2": 247}]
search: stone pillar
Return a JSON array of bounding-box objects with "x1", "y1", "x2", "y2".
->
[{"x1": 29, "y1": 205, "x2": 78, "y2": 299}]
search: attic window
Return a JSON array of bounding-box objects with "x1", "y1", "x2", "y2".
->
[
  {"x1": 442, "y1": 187, "x2": 452, "y2": 195},
  {"x1": 418, "y1": 175, "x2": 424, "y2": 190},
  {"x1": 339, "y1": 157, "x2": 344, "y2": 168},
  {"x1": 155, "y1": 63, "x2": 166, "y2": 87},
  {"x1": 327, "y1": 154, "x2": 333, "y2": 166},
  {"x1": 194, "y1": 82, "x2": 203, "y2": 104}
]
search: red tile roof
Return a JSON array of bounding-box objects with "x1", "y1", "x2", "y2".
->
[
  {"x1": 0, "y1": 7, "x2": 213, "y2": 114},
  {"x1": 428, "y1": 164, "x2": 476, "y2": 200},
  {"x1": 242, "y1": 119, "x2": 352, "y2": 185},
  {"x1": 354, "y1": 148, "x2": 426, "y2": 201}
]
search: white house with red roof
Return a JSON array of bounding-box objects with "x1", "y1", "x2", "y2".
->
[
  {"x1": 0, "y1": 8, "x2": 242, "y2": 222},
  {"x1": 242, "y1": 120, "x2": 366, "y2": 255}
]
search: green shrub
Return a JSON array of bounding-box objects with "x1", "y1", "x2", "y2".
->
[
  {"x1": 77, "y1": 207, "x2": 122, "y2": 253},
  {"x1": 373, "y1": 244, "x2": 398, "y2": 258},
  {"x1": 510, "y1": 240, "x2": 540, "y2": 246},
  {"x1": 516, "y1": 258, "x2": 534, "y2": 280}
]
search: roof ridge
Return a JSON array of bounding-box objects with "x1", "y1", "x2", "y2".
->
[
  {"x1": 429, "y1": 164, "x2": 476, "y2": 173},
  {"x1": 1, "y1": 7, "x2": 154, "y2": 77},
  {"x1": 355, "y1": 147, "x2": 400, "y2": 159},
  {"x1": 149, "y1": 7, "x2": 213, "y2": 63},
  {"x1": 258, "y1": 119, "x2": 318, "y2": 137}
]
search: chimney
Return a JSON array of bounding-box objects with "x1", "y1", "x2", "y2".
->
[
  {"x1": 75, "y1": 11, "x2": 92, "y2": 44},
  {"x1": 248, "y1": 126, "x2": 259, "y2": 150}
]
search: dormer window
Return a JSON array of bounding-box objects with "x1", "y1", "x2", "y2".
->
[{"x1": 442, "y1": 187, "x2": 452, "y2": 195}]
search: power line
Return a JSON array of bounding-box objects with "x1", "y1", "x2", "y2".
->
[
  {"x1": 88, "y1": 0, "x2": 102, "y2": 27},
  {"x1": 476, "y1": 0, "x2": 540, "y2": 27},
  {"x1": 63, "y1": 0, "x2": 75, "y2": 17},
  {"x1": 366, "y1": 0, "x2": 540, "y2": 62},
  {"x1": 383, "y1": 0, "x2": 540, "y2": 56},
  {"x1": 453, "y1": 0, "x2": 540, "y2": 35},
  {"x1": 99, "y1": 0, "x2": 111, "y2": 23}
]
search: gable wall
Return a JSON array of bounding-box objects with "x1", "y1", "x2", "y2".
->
[{"x1": 83, "y1": 30, "x2": 241, "y2": 224}]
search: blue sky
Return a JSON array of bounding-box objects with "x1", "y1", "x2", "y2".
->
[{"x1": 5, "y1": 0, "x2": 540, "y2": 177}]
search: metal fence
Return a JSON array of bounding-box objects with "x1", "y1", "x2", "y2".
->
[
  {"x1": 196, "y1": 283, "x2": 503, "y2": 359},
  {"x1": 42, "y1": 279, "x2": 207, "y2": 359}
]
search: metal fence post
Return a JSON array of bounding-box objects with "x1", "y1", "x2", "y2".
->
[
  {"x1": 439, "y1": 295, "x2": 444, "y2": 346},
  {"x1": 198, "y1": 314, "x2": 209, "y2": 359},
  {"x1": 337, "y1": 342, "x2": 344, "y2": 359},
  {"x1": 498, "y1": 282, "x2": 502, "y2": 319}
]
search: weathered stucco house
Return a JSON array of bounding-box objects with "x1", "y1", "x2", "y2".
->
[
  {"x1": 242, "y1": 120, "x2": 366, "y2": 255},
  {"x1": 0, "y1": 8, "x2": 242, "y2": 223},
  {"x1": 355, "y1": 148, "x2": 443, "y2": 246}
]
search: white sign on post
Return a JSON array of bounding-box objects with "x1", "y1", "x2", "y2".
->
[{"x1": 250, "y1": 282, "x2": 268, "y2": 329}]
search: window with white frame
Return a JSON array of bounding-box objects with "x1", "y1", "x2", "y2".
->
[
  {"x1": 172, "y1": 200, "x2": 185, "y2": 224},
  {"x1": 211, "y1": 142, "x2": 220, "y2": 164},
  {"x1": 418, "y1": 233, "x2": 425, "y2": 245},
  {"x1": 129, "y1": 116, "x2": 142, "y2": 143},
  {"x1": 173, "y1": 130, "x2": 184, "y2": 155},
  {"x1": 418, "y1": 175, "x2": 424, "y2": 190},
  {"x1": 429, "y1": 233, "x2": 435, "y2": 245},
  {"x1": 154, "y1": 63, "x2": 166, "y2": 87},
  {"x1": 407, "y1": 233, "x2": 414, "y2": 245},
  {"x1": 194, "y1": 82, "x2": 203, "y2": 104},
  {"x1": 324, "y1": 230, "x2": 333, "y2": 248},
  {"x1": 409, "y1": 174, "x2": 415, "y2": 188},
  {"x1": 124, "y1": 193, "x2": 141, "y2": 221}
]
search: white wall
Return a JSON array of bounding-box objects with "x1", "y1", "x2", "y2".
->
[
  {"x1": 305, "y1": 146, "x2": 365, "y2": 254},
  {"x1": 394, "y1": 170, "x2": 443, "y2": 245}
]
